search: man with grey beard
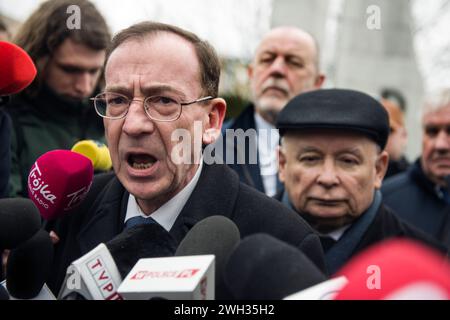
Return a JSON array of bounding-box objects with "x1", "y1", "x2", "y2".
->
[{"x1": 222, "y1": 26, "x2": 325, "y2": 196}]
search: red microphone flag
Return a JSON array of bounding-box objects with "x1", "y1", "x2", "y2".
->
[
  {"x1": 0, "y1": 41, "x2": 37, "y2": 96},
  {"x1": 334, "y1": 239, "x2": 450, "y2": 300}
]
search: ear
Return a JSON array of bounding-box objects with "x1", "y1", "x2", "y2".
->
[
  {"x1": 247, "y1": 63, "x2": 254, "y2": 80},
  {"x1": 278, "y1": 145, "x2": 287, "y2": 183},
  {"x1": 374, "y1": 150, "x2": 389, "y2": 189},
  {"x1": 314, "y1": 73, "x2": 326, "y2": 89},
  {"x1": 202, "y1": 98, "x2": 227, "y2": 145}
]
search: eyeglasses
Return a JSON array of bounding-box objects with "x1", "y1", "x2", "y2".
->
[{"x1": 91, "y1": 92, "x2": 214, "y2": 122}]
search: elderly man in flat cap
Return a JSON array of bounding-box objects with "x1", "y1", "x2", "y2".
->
[{"x1": 275, "y1": 89, "x2": 446, "y2": 275}]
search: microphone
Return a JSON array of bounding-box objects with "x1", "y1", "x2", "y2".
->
[
  {"x1": 118, "y1": 255, "x2": 215, "y2": 300},
  {"x1": 0, "y1": 284, "x2": 9, "y2": 300},
  {"x1": 107, "y1": 223, "x2": 177, "y2": 278},
  {"x1": 27, "y1": 149, "x2": 94, "y2": 220},
  {"x1": 58, "y1": 223, "x2": 177, "y2": 300},
  {"x1": 0, "y1": 41, "x2": 37, "y2": 97},
  {"x1": 224, "y1": 233, "x2": 327, "y2": 300},
  {"x1": 71, "y1": 140, "x2": 112, "y2": 172},
  {"x1": 6, "y1": 229, "x2": 54, "y2": 299},
  {"x1": 118, "y1": 216, "x2": 240, "y2": 300},
  {"x1": 0, "y1": 198, "x2": 42, "y2": 249},
  {"x1": 283, "y1": 276, "x2": 348, "y2": 300},
  {"x1": 175, "y1": 216, "x2": 241, "y2": 299},
  {"x1": 334, "y1": 239, "x2": 450, "y2": 300}
]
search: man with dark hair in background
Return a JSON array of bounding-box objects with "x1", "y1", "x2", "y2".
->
[{"x1": 6, "y1": 0, "x2": 111, "y2": 197}]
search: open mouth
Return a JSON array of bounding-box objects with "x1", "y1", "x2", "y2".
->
[{"x1": 127, "y1": 153, "x2": 157, "y2": 170}]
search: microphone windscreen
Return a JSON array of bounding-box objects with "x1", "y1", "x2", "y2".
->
[
  {"x1": 71, "y1": 140, "x2": 112, "y2": 171},
  {"x1": 0, "y1": 198, "x2": 41, "y2": 249},
  {"x1": 6, "y1": 229, "x2": 54, "y2": 299},
  {"x1": 0, "y1": 41, "x2": 37, "y2": 96},
  {"x1": 175, "y1": 216, "x2": 241, "y2": 299},
  {"x1": 27, "y1": 149, "x2": 94, "y2": 220},
  {"x1": 106, "y1": 223, "x2": 177, "y2": 279},
  {"x1": 225, "y1": 233, "x2": 327, "y2": 300},
  {"x1": 334, "y1": 239, "x2": 450, "y2": 300},
  {"x1": 0, "y1": 285, "x2": 9, "y2": 300}
]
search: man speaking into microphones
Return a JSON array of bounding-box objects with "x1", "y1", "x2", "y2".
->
[{"x1": 47, "y1": 21, "x2": 325, "y2": 295}]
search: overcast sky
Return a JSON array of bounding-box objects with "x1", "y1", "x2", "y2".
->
[
  {"x1": 411, "y1": 0, "x2": 450, "y2": 92},
  {"x1": 0, "y1": 0, "x2": 272, "y2": 59},
  {"x1": 1, "y1": 0, "x2": 449, "y2": 91}
]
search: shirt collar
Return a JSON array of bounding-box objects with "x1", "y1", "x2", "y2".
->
[
  {"x1": 254, "y1": 111, "x2": 276, "y2": 131},
  {"x1": 326, "y1": 225, "x2": 351, "y2": 241},
  {"x1": 125, "y1": 158, "x2": 204, "y2": 231}
]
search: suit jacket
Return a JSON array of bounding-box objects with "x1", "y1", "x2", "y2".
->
[
  {"x1": 275, "y1": 189, "x2": 447, "y2": 274},
  {"x1": 221, "y1": 104, "x2": 282, "y2": 194},
  {"x1": 48, "y1": 163, "x2": 325, "y2": 294}
]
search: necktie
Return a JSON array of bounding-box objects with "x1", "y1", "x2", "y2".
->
[{"x1": 124, "y1": 216, "x2": 157, "y2": 230}]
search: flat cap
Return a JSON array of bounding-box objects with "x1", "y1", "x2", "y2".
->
[{"x1": 276, "y1": 89, "x2": 390, "y2": 149}]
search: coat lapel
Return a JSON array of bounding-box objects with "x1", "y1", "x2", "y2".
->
[
  {"x1": 224, "y1": 104, "x2": 266, "y2": 193},
  {"x1": 76, "y1": 164, "x2": 241, "y2": 251},
  {"x1": 77, "y1": 177, "x2": 128, "y2": 254},
  {"x1": 169, "y1": 163, "x2": 240, "y2": 244}
]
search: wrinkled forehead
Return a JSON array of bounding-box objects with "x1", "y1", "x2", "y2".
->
[{"x1": 104, "y1": 33, "x2": 202, "y2": 95}]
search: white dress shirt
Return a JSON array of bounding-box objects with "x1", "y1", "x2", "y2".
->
[
  {"x1": 254, "y1": 112, "x2": 280, "y2": 197},
  {"x1": 124, "y1": 159, "x2": 204, "y2": 232},
  {"x1": 327, "y1": 224, "x2": 351, "y2": 241}
]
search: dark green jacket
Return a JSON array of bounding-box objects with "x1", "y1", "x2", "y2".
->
[{"x1": 6, "y1": 85, "x2": 105, "y2": 197}]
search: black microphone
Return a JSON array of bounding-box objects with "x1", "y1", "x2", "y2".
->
[
  {"x1": 6, "y1": 229, "x2": 54, "y2": 299},
  {"x1": 107, "y1": 223, "x2": 178, "y2": 279},
  {"x1": 0, "y1": 198, "x2": 42, "y2": 249},
  {"x1": 175, "y1": 216, "x2": 241, "y2": 299},
  {"x1": 59, "y1": 222, "x2": 177, "y2": 300},
  {"x1": 0, "y1": 284, "x2": 9, "y2": 300},
  {"x1": 224, "y1": 233, "x2": 327, "y2": 300}
]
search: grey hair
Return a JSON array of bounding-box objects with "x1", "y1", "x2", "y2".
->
[{"x1": 422, "y1": 88, "x2": 450, "y2": 119}]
